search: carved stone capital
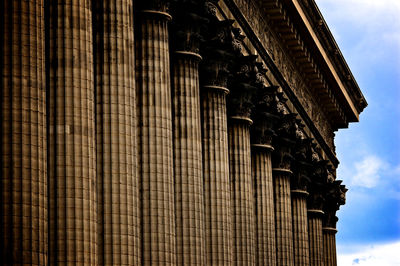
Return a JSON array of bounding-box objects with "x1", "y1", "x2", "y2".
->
[
  {"x1": 227, "y1": 55, "x2": 260, "y2": 118},
  {"x1": 170, "y1": 0, "x2": 209, "y2": 54}
]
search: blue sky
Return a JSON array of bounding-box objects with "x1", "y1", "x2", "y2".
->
[{"x1": 314, "y1": 0, "x2": 400, "y2": 265}]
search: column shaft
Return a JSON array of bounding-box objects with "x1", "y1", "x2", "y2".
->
[
  {"x1": 202, "y1": 86, "x2": 232, "y2": 265},
  {"x1": 252, "y1": 146, "x2": 277, "y2": 266},
  {"x1": 48, "y1": 0, "x2": 97, "y2": 264},
  {"x1": 136, "y1": 10, "x2": 176, "y2": 265},
  {"x1": 291, "y1": 191, "x2": 310, "y2": 266},
  {"x1": 229, "y1": 118, "x2": 256, "y2": 265},
  {"x1": 172, "y1": 53, "x2": 206, "y2": 265},
  {"x1": 94, "y1": 0, "x2": 140, "y2": 265},
  {"x1": 273, "y1": 170, "x2": 294, "y2": 266},
  {"x1": 308, "y1": 211, "x2": 325, "y2": 266},
  {"x1": 1, "y1": 1, "x2": 47, "y2": 264},
  {"x1": 323, "y1": 228, "x2": 337, "y2": 266}
]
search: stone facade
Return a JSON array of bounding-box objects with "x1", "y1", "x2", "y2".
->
[{"x1": 0, "y1": 0, "x2": 365, "y2": 265}]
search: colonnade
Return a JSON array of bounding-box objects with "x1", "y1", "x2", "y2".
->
[{"x1": 0, "y1": 0, "x2": 346, "y2": 265}]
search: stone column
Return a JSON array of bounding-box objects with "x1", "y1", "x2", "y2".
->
[
  {"x1": 228, "y1": 117, "x2": 255, "y2": 265},
  {"x1": 200, "y1": 17, "x2": 234, "y2": 265},
  {"x1": 308, "y1": 209, "x2": 324, "y2": 266},
  {"x1": 47, "y1": 1, "x2": 97, "y2": 264},
  {"x1": 323, "y1": 180, "x2": 347, "y2": 266},
  {"x1": 227, "y1": 55, "x2": 258, "y2": 265},
  {"x1": 272, "y1": 114, "x2": 297, "y2": 266},
  {"x1": 94, "y1": 1, "x2": 140, "y2": 265},
  {"x1": 291, "y1": 139, "x2": 312, "y2": 266},
  {"x1": 292, "y1": 191, "x2": 310, "y2": 266},
  {"x1": 1, "y1": 1, "x2": 47, "y2": 264},
  {"x1": 170, "y1": 2, "x2": 206, "y2": 263},
  {"x1": 251, "y1": 84, "x2": 280, "y2": 266},
  {"x1": 307, "y1": 160, "x2": 327, "y2": 266},
  {"x1": 135, "y1": 2, "x2": 175, "y2": 264},
  {"x1": 323, "y1": 227, "x2": 337, "y2": 266}
]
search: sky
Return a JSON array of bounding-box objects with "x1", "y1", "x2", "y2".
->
[{"x1": 314, "y1": 0, "x2": 400, "y2": 265}]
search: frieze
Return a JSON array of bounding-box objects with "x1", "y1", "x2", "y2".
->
[{"x1": 230, "y1": 0, "x2": 335, "y2": 151}]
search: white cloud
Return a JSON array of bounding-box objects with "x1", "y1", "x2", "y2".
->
[
  {"x1": 350, "y1": 155, "x2": 388, "y2": 188},
  {"x1": 338, "y1": 241, "x2": 400, "y2": 266}
]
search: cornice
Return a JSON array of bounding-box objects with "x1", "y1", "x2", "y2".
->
[
  {"x1": 222, "y1": 0, "x2": 339, "y2": 166},
  {"x1": 296, "y1": 0, "x2": 368, "y2": 114}
]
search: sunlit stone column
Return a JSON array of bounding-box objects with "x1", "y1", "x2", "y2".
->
[
  {"x1": 1, "y1": 1, "x2": 47, "y2": 264},
  {"x1": 227, "y1": 55, "x2": 258, "y2": 265},
  {"x1": 291, "y1": 139, "x2": 312, "y2": 266},
  {"x1": 47, "y1": 1, "x2": 97, "y2": 264},
  {"x1": 135, "y1": 1, "x2": 176, "y2": 264},
  {"x1": 200, "y1": 16, "x2": 234, "y2": 265},
  {"x1": 170, "y1": 2, "x2": 206, "y2": 264},
  {"x1": 94, "y1": 1, "x2": 140, "y2": 264},
  {"x1": 272, "y1": 114, "x2": 297, "y2": 266}
]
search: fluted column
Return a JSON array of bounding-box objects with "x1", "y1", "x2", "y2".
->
[
  {"x1": 135, "y1": 2, "x2": 176, "y2": 264},
  {"x1": 272, "y1": 115, "x2": 297, "y2": 266},
  {"x1": 273, "y1": 168, "x2": 294, "y2": 266},
  {"x1": 228, "y1": 117, "x2": 256, "y2": 265},
  {"x1": 323, "y1": 227, "x2": 337, "y2": 266},
  {"x1": 94, "y1": 1, "x2": 140, "y2": 265},
  {"x1": 308, "y1": 209, "x2": 324, "y2": 266},
  {"x1": 323, "y1": 180, "x2": 347, "y2": 266},
  {"x1": 250, "y1": 83, "x2": 280, "y2": 266},
  {"x1": 291, "y1": 190, "x2": 310, "y2": 266},
  {"x1": 47, "y1": 1, "x2": 97, "y2": 264},
  {"x1": 1, "y1": 1, "x2": 47, "y2": 264},
  {"x1": 201, "y1": 84, "x2": 232, "y2": 265},
  {"x1": 291, "y1": 139, "x2": 313, "y2": 266},
  {"x1": 200, "y1": 12, "x2": 235, "y2": 264},
  {"x1": 252, "y1": 145, "x2": 276, "y2": 265},
  {"x1": 172, "y1": 51, "x2": 205, "y2": 265}
]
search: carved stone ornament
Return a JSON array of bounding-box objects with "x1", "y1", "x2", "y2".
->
[
  {"x1": 323, "y1": 180, "x2": 348, "y2": 227},
  {"x1": 170, "y1": 0, "x2": 209, "y2": 53},
  {"x1": 227, "y1": 55, "x2": 259, "y2": 117},
  {"x1": 137, "y1": 0, "x2": 170, "y2": 12},
  {"x1": 200, "y1": 20, "x2": 236, "y2": 87},
  {"x1": 291, "y1": 138, "x2": 313, "y2": 191}
]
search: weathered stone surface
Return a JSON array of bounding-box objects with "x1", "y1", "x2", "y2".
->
[
  {"x1": 135, "y1": 6, "x2": 176, "y2": 265},
  {"x1": 1, "y1": 1, "x2": 47, "y2": 264},
  {"x1": 47, "y1": 1, "x2": 97, "y2": 264},
  {"x1": 94, "y1": 1, "x2": 141, "y2": 264}
]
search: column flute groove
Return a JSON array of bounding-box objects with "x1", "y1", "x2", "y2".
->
[
  {"x1": 135, "y1": 2, "x2": 175, "y2": 264},
  {"x1": 94, "y1": 0, "x2": 140, "y2": 265},
  {"x1": 1, "y1": 1, "x2": 47, "y2": 264}
]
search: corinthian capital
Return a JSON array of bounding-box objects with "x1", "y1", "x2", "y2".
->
[{"x1": 170, "y1": 0, "x2": 209, "y2": 53}]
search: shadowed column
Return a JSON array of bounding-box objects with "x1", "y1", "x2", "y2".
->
[
  {"x1": 200, "y1": 14, "x2": 235, "y2": 265},
  {"x1": 291, "y1": 138, "x2": 313, "y2": 266},
  {"x1": 251, "y1": 82, "x2": 280, "y2": 266},
  {"x1": 227, "y1": 55, "x2": 258, "y2": 265},
  {"x1": 94, "y1": 0, "x2": 140, "y2": 264},
  {"x1": 135, "y1": 1, "x2": 176, "y2": 264},
  {"x1": 170, "y1": 2, "x2": 207, "y2": 263},
  {"x1": 47, "y1": 0, "x2": 97, "y2": 264},
  {"x1": 323, "y1": 180, "x2": 347, "y2": 266},
  {"x1": 1, "y1": 1, "x2": 47, "y2": 264},
  {"x1": 272, "y1": 114, "x2": 298, "y2": 266},
  {"x1": 307, "y1": 159, "x2": 329, "y2": 266}
]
